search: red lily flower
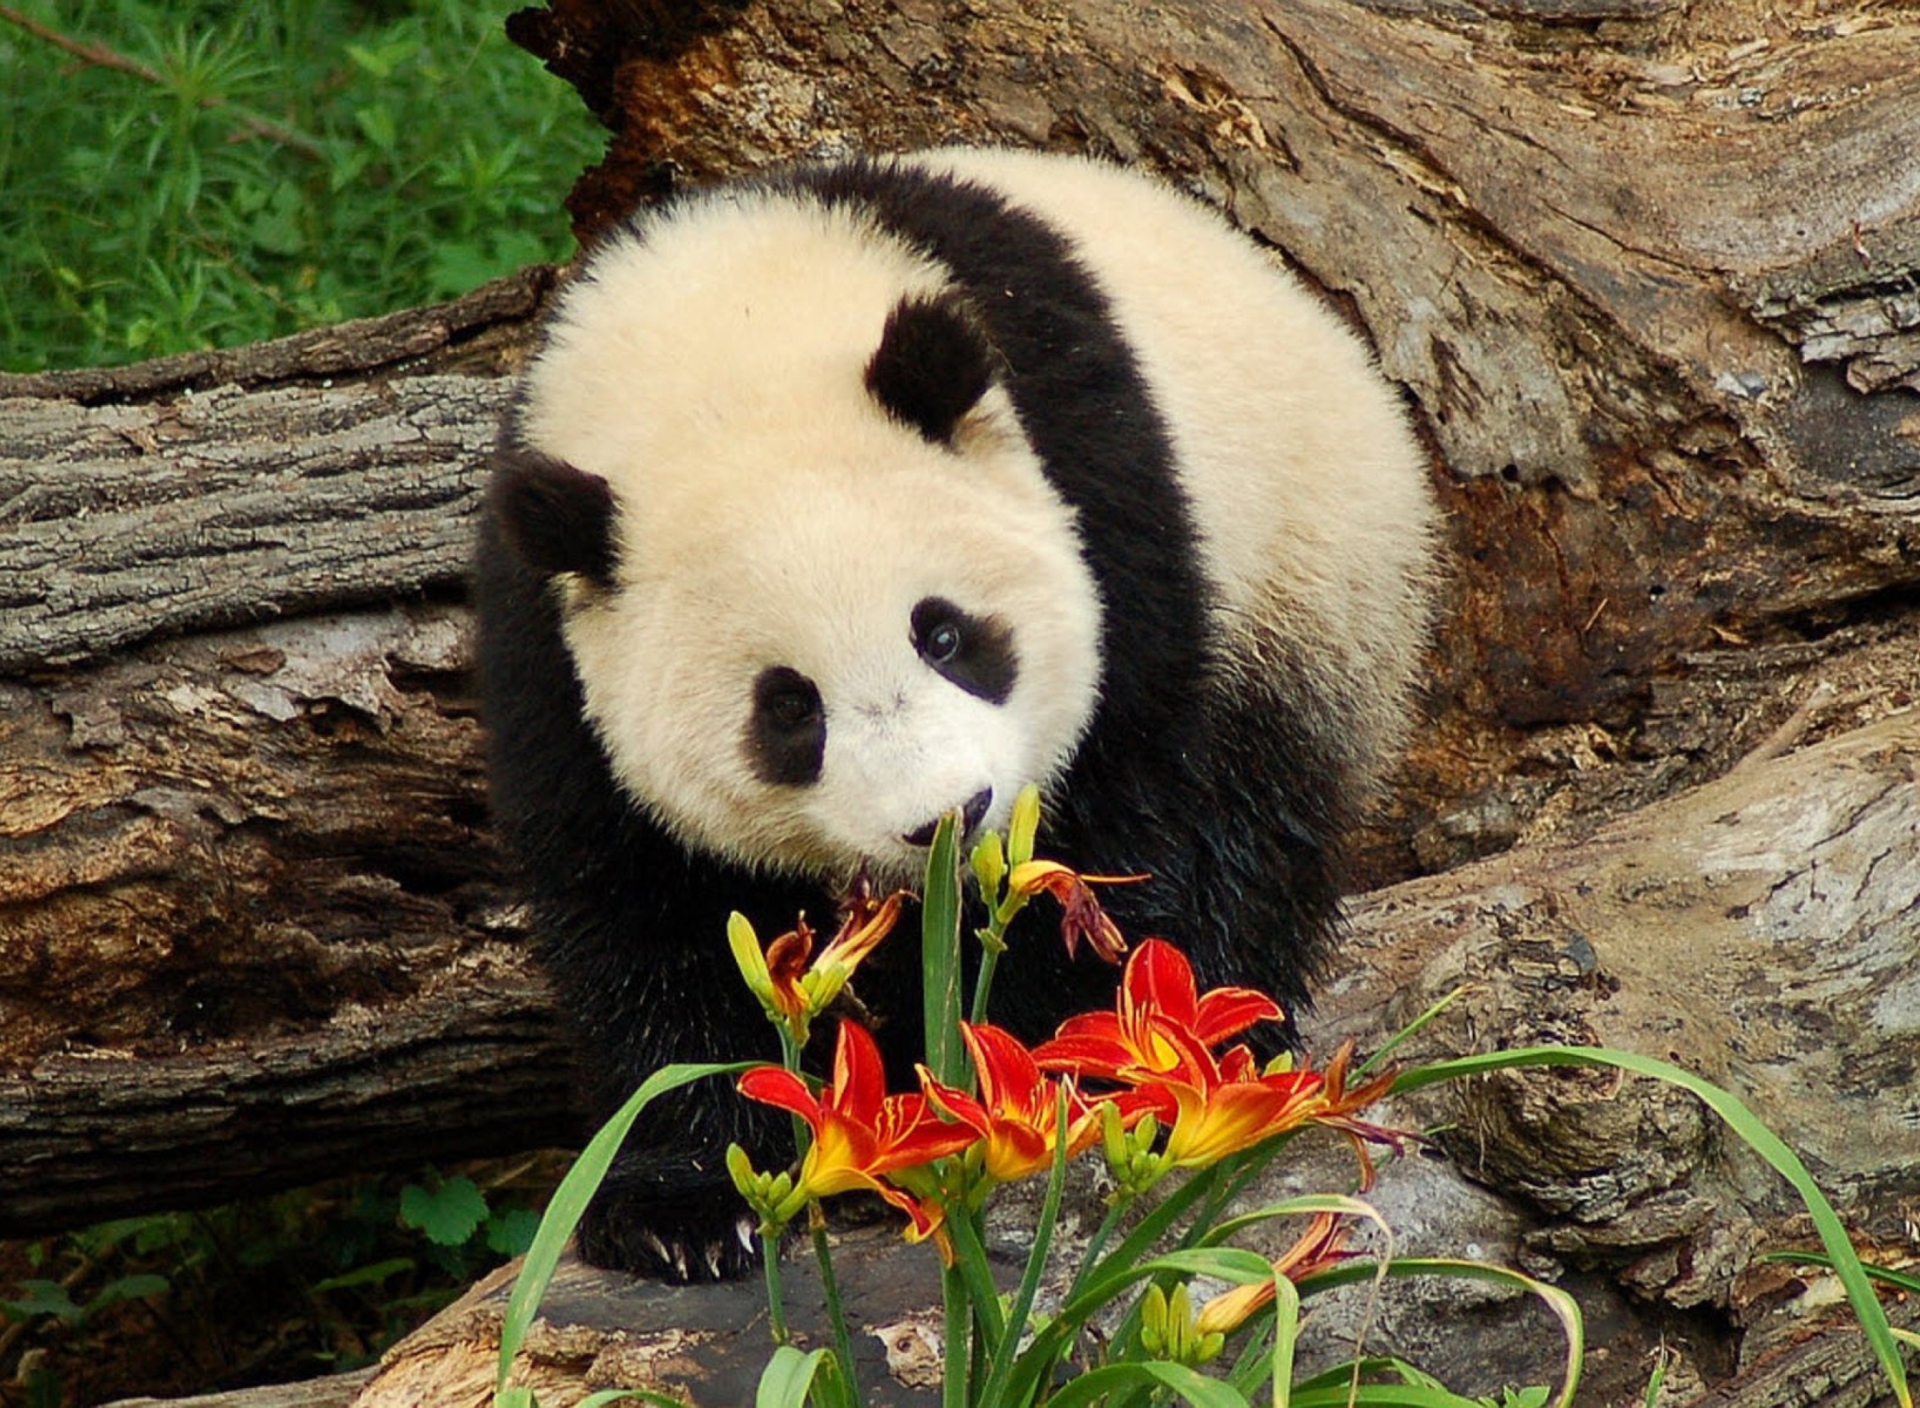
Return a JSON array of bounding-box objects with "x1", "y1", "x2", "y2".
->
[
  {"x1": 1035, "y1": 940, "x2": 1404, "y2": 1176},
  {"x1": 1033, "y1": 938, "x2": 1285, "y2": 1087},
  {"x1": 923, "y1": 1023, "x2": 1114, "y2": 1185},
  {"x1": 737, "y1": 1020, "x2": 975, "y2": 1240}
]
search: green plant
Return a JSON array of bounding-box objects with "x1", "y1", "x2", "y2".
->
[
  {"x1": 0, "y1": 1161, "x2": 553, "y2": 1405},
  {"x1": 494, "y1": 789, "x2": 1913, "y2": 1408},
  {"x1": 0, "y1": 0, "x2": 598, "y2": 371}
]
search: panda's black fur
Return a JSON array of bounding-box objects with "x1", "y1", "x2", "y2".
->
[{"x1": 476, "y1": 151, "x2": 1434, "y2": 1281}]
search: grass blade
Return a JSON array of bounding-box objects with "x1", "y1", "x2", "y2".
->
[{"x1": 495, "y1": 1060, "x2": 750, "y2": 1404}]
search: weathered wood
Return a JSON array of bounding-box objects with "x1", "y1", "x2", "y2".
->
[
  {"x1": 104, "y1": 1369, "x2": 376, "y2": 1408},
  {"x1": 1323, "y1": 710, "x2": 1920, "y2": 1291},
  {"x1": 0, "y1": 268, "x2": 550, "y2": 673},
  {"x1": 1, "y1": 957, "x2": 575, "y2": 1236},
  {"x1": 0, "y1": 603, "x2": 575, "y2": 1232}
]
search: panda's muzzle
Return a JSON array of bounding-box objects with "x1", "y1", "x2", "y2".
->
[{"x1": 902, "y1": 787, "x2": 993, "y2": 848}]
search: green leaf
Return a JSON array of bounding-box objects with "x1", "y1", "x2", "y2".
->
[
  {"x1": 345, "y1": 38, "x2": 419, "y2": 79},
  {"x1": 1290, "y1": 1259, "x2": 1581, "y2": 1408},
  {"x1": 312, "y1": 1258, "x2": 415, "y2": 1294},
  {"x1": 87, "y1": 1273, "x2": 170, "y2": 1311},
  {"x1": 2, "y1": 1280, "x2": 82, "y2": 1325},
  {"x1": 353, "y1": 103, "x2": 397, "y2": 152},
  {"x1": 756, "y1": 1345, "x2": 830, "y2": 1408},
  {"x1": 919, "y1": 812, "x2": 965, "y2": 1087},
  {"x1": 486, "y1": 1207, "x2": 542, "y2": 1258},
  {"x1": 1048, "y1": 1360, "x2": 1249, "y2": 1408},
  {"x1": 496, "y1": 1061, "x2": 751, "y2": 1405},
  {"x1": 401, "y1": 1176, "x2": 489, "y2": 1247}
]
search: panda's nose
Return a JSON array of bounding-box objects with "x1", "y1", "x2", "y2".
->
[{"x1": 903, "y1": 787, "x2": 994, "y2": 847}]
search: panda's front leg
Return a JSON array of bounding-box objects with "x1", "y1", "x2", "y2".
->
[
  {"x1": 544, "y1": 889, "x2": 804, "y2": 1282},
  {"x1": 572, "y1": 1101, "x2": 783, "y2": 1283}
]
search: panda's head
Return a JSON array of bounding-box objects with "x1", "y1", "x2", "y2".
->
[{"x1": 490, "y1": 190, "x2": 1103, "y2": 885}]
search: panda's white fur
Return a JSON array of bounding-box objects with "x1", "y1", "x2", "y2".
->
[
  {"x1": 476, "y1": 148, "x2": 1438, "y2": 1281},
  {"x1": 523, "y1": 192, "x2": 1103, "y2": 880},
  {"x1": 517, "y1": 150, "x2": 1432, "y2": 885}
]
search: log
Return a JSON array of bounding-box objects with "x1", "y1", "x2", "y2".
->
[
  {"x1": 0, "y1": 267, "x2": 550, "y2": 673},
  {"x1": 104, "y1": 1370, "x2": 376, "y2": 1408},
  {"x1": 0, "y1": 602, "x2": 580, "y2": 1233}
]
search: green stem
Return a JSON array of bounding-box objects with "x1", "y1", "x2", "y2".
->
[
  {"x1": 942, "y1": 1263, "x2": 970, "y2": 1408},
  {"x1": 762, "y1": 1228, "x2": 790, "y2": 1345},
  {"x1": 812, "y1": 1218, "x2": 864, "y2": 1408},
  {"x1": 975, "y1": 1092, "x2": 1072, "y2": 1407},
  {"x1": 941, "y1": 1206, "x2": 1007, "y2": 1354},
  {"x1": 967, "y1": 942, "x2": 1002, "y2": 1027}
]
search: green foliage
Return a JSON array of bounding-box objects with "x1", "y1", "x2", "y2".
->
[
  {"x1": 0, "y1": 0, "x2": 600, "y2": 372},
  {"x1": 401, "y1": 1174, "x2": 492, "y2": 1247},
  {"x1": 2, "y1": 1161, "x2": 557, "y2": 1404}
]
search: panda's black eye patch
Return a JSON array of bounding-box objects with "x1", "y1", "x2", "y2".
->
[
  {"x1": 748, "y1": 667, "x2": 825, "y2": 787},
  {"x1": 911, "y1": 597, "x2": 1017, "y2": 705}
]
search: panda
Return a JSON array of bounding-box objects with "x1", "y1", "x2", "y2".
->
[{"x1": 475, "y1": 147, "x2": 1438, "y2": 1282}]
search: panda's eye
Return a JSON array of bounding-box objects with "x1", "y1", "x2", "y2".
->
[
  {"x1": 764, "y1": 685, "x2": 819, "y2": 729},
  {"x1": 911, "y1": 597, "x2": 1019, "y2": 705},
  {"x1": 924, "y1": 619, "x2": 963, "y2": 664}
]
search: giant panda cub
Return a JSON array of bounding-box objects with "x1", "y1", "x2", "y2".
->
[{"x1": 475, "y1": 147, "x2": 1438, "y2": 1282}]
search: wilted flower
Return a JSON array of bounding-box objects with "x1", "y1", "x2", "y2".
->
[
  {"x1": 1004, "y1": 860, "x2": 1140, "y2": 962},
  {"x1": 729, "y1": 882, "x2": 908, "y2": 1044},
  {"x1": 737, "y1": 1020, "x2": 975, "y2": 1241},
  {"x1": 1193, "y1": 1211, "x2": 1357, "y2": 1336}
]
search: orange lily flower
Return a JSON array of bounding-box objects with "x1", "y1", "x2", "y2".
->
[
  {"x1": 922, "y1": 1023, "x2": 1115, "y2": 1186},
  {"x1": 1153, "y1": 1064, "x2": 1329, "y2": 1169},
  {"x1": 737, "y1": 1020, "x2": 974, "y2": 1240},
  {"x1": 1036, "y1": 940, "x2": 1405, "y2": 1177}
]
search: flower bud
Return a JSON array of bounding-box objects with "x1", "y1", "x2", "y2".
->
[
  {"x1": 970, "y1": 830, "x2": 1008, "y2": 903},
  {"x1": 728, "y1": 913, "x2": 775, "y2": 1010},
  {"x1": 1008, "y1": 783, "x2": 1041, "y2": 867}
]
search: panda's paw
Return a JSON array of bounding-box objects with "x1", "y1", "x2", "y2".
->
[{"x1": 575, "y1": 1188, "x2": 763, "y2": 1284}]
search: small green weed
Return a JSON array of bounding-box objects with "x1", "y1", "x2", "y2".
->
[
  {"x1": 0, "y1": 1158, "x2": 558, "y2": 1406},
  {"x1": 0, "y1": 0, "x2": 600, "y2": 371}
]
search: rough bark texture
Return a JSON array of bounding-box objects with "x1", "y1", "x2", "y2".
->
[{"x1": 4, "y1": 0, "x2": 1920, "y2": 1401}]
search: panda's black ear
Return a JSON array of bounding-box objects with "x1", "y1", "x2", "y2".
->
[
  {"x1": 488, "y1": 447, "x2": 619, "y2": 588},
  {"x1": 864, "y1": 292, "x2": 997, "y2": 446}
]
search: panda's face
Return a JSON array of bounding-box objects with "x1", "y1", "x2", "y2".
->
[
  {"x1": 500, "y1": 190, "x2": 1105, "y2": 883},
  {"x1": 555, "y1": 457, "x2": 1102, "y2": 886}
]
